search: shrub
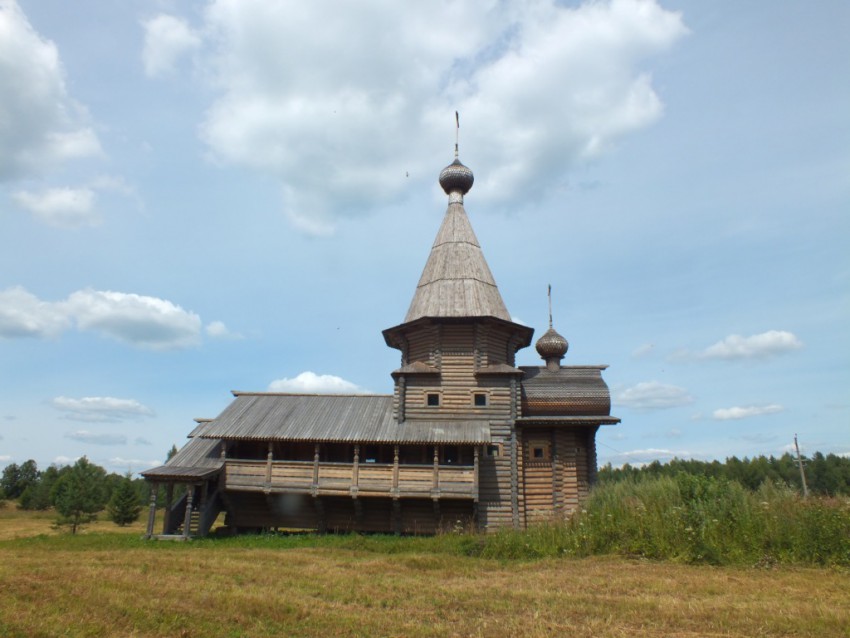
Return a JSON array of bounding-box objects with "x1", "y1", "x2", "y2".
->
[{"x1": 107, "y1": 474, "x2": 143, "y2": 526}]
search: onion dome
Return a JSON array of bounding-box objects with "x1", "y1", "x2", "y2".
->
[
  {"x1": 439, "y1": 159, "x2": 474, "y2": 196},
  {"x1": 536, "y1": 326, "x2": 569, "y2": 361}
]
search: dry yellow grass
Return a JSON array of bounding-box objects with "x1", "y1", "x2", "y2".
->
[
  {"x1": 0, "y1": 502, "x2": 146, "y2": 540},
  {"x1": 0, "y1": 506, "x2": 848, "y2": 638}
]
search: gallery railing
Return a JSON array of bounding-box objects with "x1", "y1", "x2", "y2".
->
[{"x1": 224, "y1": 453, "x2": 478, "y2": 501}]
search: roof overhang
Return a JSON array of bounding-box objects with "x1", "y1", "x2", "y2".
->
[
  {"x1": 383, "y1": 315, "x2": 534, "y2": 351},
  {"x1": 141, "y1": 464, "x2": 223, "y2": 481},
  {"x1": 515, "y1": 416, "x2": 621, "y2": 426}
]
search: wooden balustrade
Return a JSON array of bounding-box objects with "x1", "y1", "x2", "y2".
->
[{"x1": 224, "y1": 459, "x2": 477, "y2": 500}]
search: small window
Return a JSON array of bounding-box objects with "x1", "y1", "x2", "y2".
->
[
  {"x1": 473, "y1": 393, "x2": 488, "y2": 407},
  {"x1": 486, "y1": 444, "x2": 500, "y2": 458},
  {"x1": 527, "y1": 439, "x2": 551, "y2": 462},
  {"x1": 426, "y1": 393, "x2": 440, "y2": 407}
]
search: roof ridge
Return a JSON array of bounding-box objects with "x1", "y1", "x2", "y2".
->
[{"x1": 231, "y1": 391, "x2": 393, "y2": 398}]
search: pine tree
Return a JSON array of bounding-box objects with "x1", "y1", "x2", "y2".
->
[
  {"x1": 107, "y1": 473, "x2": 143, "y2": 526},
  {"x1": 1, "y1": 463, "x2": 22, "y2": 499},
  {"x1": 52, "y1": 457, "x2": 108, "y2": 534}
]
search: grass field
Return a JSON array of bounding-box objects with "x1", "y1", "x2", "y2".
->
[{"x1": 1, "y1": 505, "x2": 848, "y2": 637}]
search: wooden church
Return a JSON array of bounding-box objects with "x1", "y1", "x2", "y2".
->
[{"x1": 142, "y1": 147, "x2": 619, "y2": 538}]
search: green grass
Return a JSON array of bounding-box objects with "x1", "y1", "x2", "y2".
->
[{"x1": 1, "y1": 496, "x2": 849, "y2": 637}]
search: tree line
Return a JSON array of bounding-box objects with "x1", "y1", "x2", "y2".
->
[
  {"x1": 0, "y1": 457, "x2": 145, "y2": 533},
  {"x1": 598, "y1": 452, "x2": 850, "y2": 496}
]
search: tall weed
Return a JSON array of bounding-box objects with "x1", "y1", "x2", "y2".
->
[{"x1": 477, "y1": 475, "x2": 850, "y2": 566}]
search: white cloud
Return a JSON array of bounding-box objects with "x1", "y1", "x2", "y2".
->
[
  {"x1": 268, "y1": 371, "x2": 370, "y2": 394},
  {"x1": 712, "y1": 404, "x2": 784, "y2": 421},
  {"x1": 609, "y1": 447, "x2": 692, "y2": 466},
  {"x1": 64, "y1": 289, "x2": 203, "y2": 349},
  {"x1": 614, "y1": 380, "x2": 694, "y2": 410},
  {"x1": 13, "y1": 187, "x2": 98, "y2": 227},
  {"x1": 142, "y1": 14, "x2": 201, "y2": 78},
  {"x1": 64, "y1": 430, "x2": 128, "y2": 446},
  {"x1": 205, "y1": 320, "x2": 243, "y2": 340},
  {"x1": 0, "y1": 0, "x2": 102, "y2": 180},
  {"x1": 107, "y1": 457, "x2": 162, "y2": 471},
  {"x1": 631, "y1": 343, "x2": 654, "y2": 358},
  {"x1": 700, "y1": 330, "x2": 803, "y2": 360},
  {"x1": 0, "y1": 455, "x2": 11, "y2": 462},
  {"x1": 51, "y1": 396, "x2": 155, "y2": 422},
  {"x1": 0, "y1": 286, "x2": 204, "y2": 349},
  {"x1": 194, "y1": 0, "x2": 686, "y2": 234},
  {"x1": 0, "y1": 286, "x2": 70, "y2": 338}
]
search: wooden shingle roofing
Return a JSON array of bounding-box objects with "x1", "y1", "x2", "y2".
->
[
  {"x1": 404, "y1": 201, "x2": 511, "y2": 323},
  {"x1": 141, "y1": 435, "x2": 223, "y2": 480},
  {"x1": 197, "y1": 392, "x2": 491, "y2": 444},
  {"x1": 520, "y1": 366, "x2": 616, "y2": 418}
]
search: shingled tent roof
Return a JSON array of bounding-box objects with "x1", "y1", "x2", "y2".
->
[{"x1": 404, "y1": 199, "x2": 512, "y2": 322}]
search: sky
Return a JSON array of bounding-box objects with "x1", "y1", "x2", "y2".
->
[{"x1": 0, "y1": 0, "x2": 848, "y2": 476}]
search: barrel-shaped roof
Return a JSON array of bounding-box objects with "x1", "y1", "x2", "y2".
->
[{"x1": 520, "y1": 366, "x2": 615, "y2": 418}]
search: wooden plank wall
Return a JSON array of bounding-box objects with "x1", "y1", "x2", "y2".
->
[
  {"x1": 390, "y1": 321, "x2": 529, "y2": 531},
  {"x1": 518, "y1": 427, "x2": 599, "y2": 525},
  {"x1": 521, "y1": 428, "x2": 555, "y2": 524},
  {"x1": 477, "y1": 420, "x2": 514, "y2": 530},
  {"x1": 406, "y1": 324, "x2": 439, "y2": 365},
  {"x1": 403, "y1": 324, "x2": 514, "y2": 421}
]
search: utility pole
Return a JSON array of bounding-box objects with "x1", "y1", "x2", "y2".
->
[{"x1": 794, "y1": 434, "x2": 809, "y2": 498}]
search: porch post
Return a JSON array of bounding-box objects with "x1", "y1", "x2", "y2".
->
[
  {"x1": 312, "y1": 443, "x2": 320, "y2": 496},
  {"x1": 265, "y1": 442, "x2": 273, "y2": 491},
  {"x1": 182, "y1": 485, "x2": 194, "y2": 539},
  {"x1": 351, "y1": 444, "x2": 360, "y2": 497},
  {"x1": 473, "y1": 446, "x2": 479, "y2": 503},
  {"x1": 432, "y1": 445, "x2": 440, "y2": 498},
  {"x1": 392, "y1": 445, "x2": 400, "y2": 498},
  {"x1": 145, "y1": 482, "x2": 158, "y2": 538}
]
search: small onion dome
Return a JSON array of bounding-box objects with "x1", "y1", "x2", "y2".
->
[
  {"x1": 439, "y1": 159, "x2": 474, "y2": 195},
  {"x1": 536, "y1": 326, "x2": 569, "y2": 361}
]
